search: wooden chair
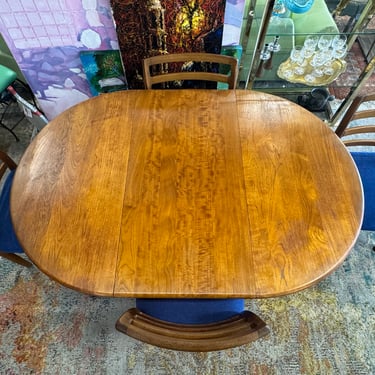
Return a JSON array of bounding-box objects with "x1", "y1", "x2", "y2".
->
[
  {"x1": 142, "y1": 52, "x2": 239, "y2": 89},
  {"x1": 117, "y1": 308, "x2": 269, "y2": 352},
  {"x1": 0, "y1": 150, "x2": 32, "y2": 267},
  {"x1": 335, "y1": 93, "x2": 375, "y2": 231},
  {"x1": 116, "y1": 298, "x2": 269, "y2": 351}
]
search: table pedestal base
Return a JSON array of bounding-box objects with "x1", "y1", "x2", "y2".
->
[{"x1": 116, "y1": 307, "x2": 269, "y2": 351}]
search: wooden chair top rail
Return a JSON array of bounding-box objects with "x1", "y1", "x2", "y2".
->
[
  {"x1": 142, "y1": 52, "x2": 238, "y2": 89},
  {"x1": 148, "y1": 71, "x2": 234, "y2": 87}
]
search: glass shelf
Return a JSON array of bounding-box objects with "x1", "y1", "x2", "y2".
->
[{"x1": 236, "y1": 0, "x2": 375, "y2": 122}]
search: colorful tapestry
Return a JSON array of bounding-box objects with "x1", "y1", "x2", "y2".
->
[{"x1": 110, "y1": 0, "x2": 226, "y2": 88}]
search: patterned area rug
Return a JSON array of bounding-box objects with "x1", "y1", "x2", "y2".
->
[
  {"x1": 1, "y1": 101, "x2": 375, "y2": 374},
  {"x1": 1, "y1": 231, "x2": 374, "y2": 374}
]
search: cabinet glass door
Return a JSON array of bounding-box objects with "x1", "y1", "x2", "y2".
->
[{"x1": 237, "y1": 0, "x2": 375, "y2": 122}]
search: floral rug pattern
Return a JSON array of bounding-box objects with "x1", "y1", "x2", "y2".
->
[{"x1": 1, "y1": 231, "x2": 374, "y2": 375}]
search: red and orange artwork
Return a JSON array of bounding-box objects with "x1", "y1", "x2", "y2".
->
[{"x1": 110, "y1": 0, "x2": 226, "y2": 88}]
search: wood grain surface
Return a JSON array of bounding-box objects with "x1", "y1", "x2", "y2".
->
[{"x1": 10, "y1": 90, "x2": 363, "y2": 298}]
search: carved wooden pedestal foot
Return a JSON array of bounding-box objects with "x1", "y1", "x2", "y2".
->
[{"x1": 116, "y1": 308, "x2": 270, "y2": 352}]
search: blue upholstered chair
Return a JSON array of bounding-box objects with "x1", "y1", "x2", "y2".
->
[
  {"x1": 335, "y1": 93, "x2": 375, "y2": 231},
  {"x1": 0, "y1": 151, "x2": 32, "y2": 267}
]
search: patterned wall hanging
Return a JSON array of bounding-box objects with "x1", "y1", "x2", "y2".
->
[{"x1": 110, "y1": 0, "x2": 226, "y2": 88}]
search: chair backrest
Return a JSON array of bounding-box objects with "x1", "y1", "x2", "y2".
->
[
  {"x1": 335, "y1": 93, "x2": 375, "y2": 231},
  {"x1": 335, "y1": 93, "x2": 375, "y2": 145},
  {"x1": 142, "y1": 52, "x2": 239, "y2": 89}
]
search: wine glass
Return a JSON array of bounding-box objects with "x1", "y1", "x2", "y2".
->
[
  {"x1": 317, "y1": 35, "x2": 332, "y2": 51},
  {"x1": 290, "y1": 45, "x2": 304, "y2": 62},
  {"x1": 260, "y1": 44, "x2": 271, "y2": 61},
  {"x1": 332, "y1": 34, "x2": 347, "y2": 50},
  {"x1": 320, "y1": 47, "x2": 335, "y2": 75},
  {"x1": 332, "y1": 44, "x2": 348, "y2": 59},
  {"x1": 322, "y1": 47, "x2": 334, "y2": 63},
  {"x1": 290, "y1": 45, "x2": 305, "y2": 75},
  {"x1": 304, "y1": 35, "x2": 319, "y2": 50},
  {"x1": 310, "y1": 51, "x2": 329, "y2": 77},
  {"x1": 302, "y1": 46, "x2": 315, "y2": 59},
  {"x1": 283, "y1": 69, "x2": 294, "y2": 79},
  {"x1": 304, "y1": 73, "x2": 316, "y2": 83},
  {"x1": 323, "y1": 65, "x2": 334, "y2": 76},
  {"x1": 268, "y1": 36, "x2": 281, "y2": 53}
]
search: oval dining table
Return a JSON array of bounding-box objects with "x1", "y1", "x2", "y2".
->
[{"x1": 10, "y1": 89, "x2": 363, "y2": 351}]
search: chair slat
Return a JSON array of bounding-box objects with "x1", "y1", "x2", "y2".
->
[
  {"x1": 142, "y1": 52, "x2": 238, "y2": 89},
  {"x1": 343, "y1": 139, "x2": 375, "y2": 147},
  {"x1": 344, "y1": 125, "x2": 375, "y2": 136},
  {"x1": 352, "y1": 109, "x2": 375, "y2": 121},
  {"x1": 335, "y1": 93, "x2": 375, "y2": 141}
]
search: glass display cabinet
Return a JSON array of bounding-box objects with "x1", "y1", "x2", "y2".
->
[{"x1": 235, "y1": 0, "x2": 375, "y2": 124}]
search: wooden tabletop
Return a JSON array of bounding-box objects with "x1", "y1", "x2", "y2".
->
[{"x1": 11, "y1": 90, "x2": 363, "y2": 298}]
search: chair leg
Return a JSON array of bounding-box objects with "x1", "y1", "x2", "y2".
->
[
  {"x1": 0, "y1": 122, "x2": 20, "y2": 141},
  {"x1": 0, "y1": 251, "x2": 32, "y2": 267},
  {"x1": 0, "y1": 100, "x2": 20, "y2": 141}
]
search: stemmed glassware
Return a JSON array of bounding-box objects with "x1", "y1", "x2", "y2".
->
[
  {"x1": 298, "y1": 35, "x2": 317, "y2": 79},
  {"x1": 332, "y1": 43, "x2": 347, "y2": 59},
  {"x1": 304, "y1": 35, "x2": 319, "y2": 51},
  {"x1": 317, "y1": 35, "x2": 333, "y2": 51},
  {"x1": 304, "y1": 44, "x2": 332, "y2": 82},
  {"x1": 255, "y1": 43, "x2": 271, "y2": 77},
  {"x1": 285, "y1": 33, "x2": 348, "y2": 82},
  {"x1": 331, "y1": 34, "x2": 348, "y2": 59},
  {"x1": 310, "y1": 51, "x2": 330, "y2": 77},
  {"x1": 260, "y1": 44, "x2": 271, "y2": 61},
  {"x1": 332, "y1": 34, "x2": 347, "y2": 50},
  {"x1": 322, "y1": 35, "x2": 347, "y2": 75},
  {"x1": 264, "y1": 36, "x2": 281, "y2": 70},
  {"x1": 322, "y1": 43, "x2": 347, "y2": 75},
  {"x1": 290, "y1": 45, "x2": 304, "y2": 63},
  {"x1": 290, "y1": 45, "x2": 305, "y2": 75}
]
